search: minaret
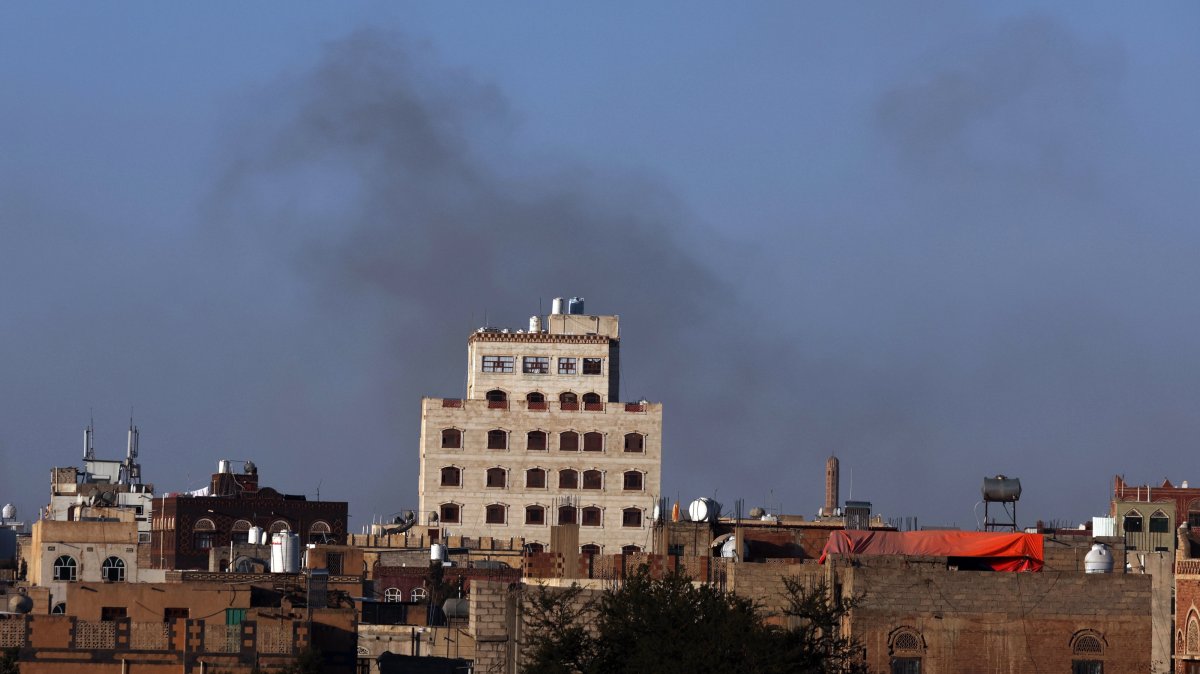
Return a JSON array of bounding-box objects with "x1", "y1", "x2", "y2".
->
[{"x1": 825, "y1": 455, "x2": 840, "y2": 516}]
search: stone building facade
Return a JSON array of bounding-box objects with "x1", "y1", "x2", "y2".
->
[{"x1": 418, "y1": 302, "x2": 663, "y2": 555}]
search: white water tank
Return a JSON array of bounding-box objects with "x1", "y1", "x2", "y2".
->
[
  {"x1": 551, "y1": 297, "x2": 565, "y2": 315},
  {"x1": 431, "y1": 543, "x2": 446, "y2": 563},
  {"x1": 529, "y1": 315, "x2": 542, "y2": 333},
  {"x1": 1, "y1": 504, "x2": 14, "y2": 520},
  {"x1": 218, "y1": 459, "x2": 231, "y2": 474},
  {"x1": 1085, "y1": 543, "x2": 1114, "y2": 574},
  {"x1": 270, "y1": 533, "x2": 300, "y2": 573},
  {"x1": 248, "y1": 526, "x2": 263, "y2": 545},
  {"x1": 688, "y1": 498, "x2": 720, "y2": 523}
]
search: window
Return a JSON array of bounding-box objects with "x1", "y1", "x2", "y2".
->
[
  {"x1": 326, "y1": 552, "x2": 344, "y2": 575},
  {"x1": 624, "y1": 433, "x2": 644, "y2": 453},
  {"x1": 1124, "y1": 511, "x2": 1143, "y2": 533},
  {"x1": 487, "y1": 430, "x2": 508, "y2": 450},
  {"x1": 1189, "y1": 511, "x2": 1200, "y2": 529},
  {"x1": 559, "y1": 392, "x2": 578, "y2": 410},
  {"x1": 527, "y1": 431, "x2": 547, "y2": 451},
  {"x1": 194, "y1": 517, "x2": 216, "y2": 550},
  {"x1": 164, "y1": 607, "x2": 189, "y2": 622},
  {"x1": 559, "y1": 469, "x2": 578, "y2": 489},
  {"x1": 559, "y1": 506, "x2": 577, "y2": 525},
  {"x1": 582, "y1": 358, "x2": 603, "y2": 375},
  {"x1": 309, "y1": 520, "x2": 333, "y2": 544},
  {"x1": 581, "y1": 507, "x2": 602, "y2": 526},
  {"x1": 621, "y1": 545, "x2": 642, "y2": 555},
  {"x1": 581, "y1": 544, "x2": 600, "y2": 556},
  {"x1": 623, "y1": 508, "x2": 643, "y2": 527},
  {"x1": 384, "y1": 587, "x2": 402, "y2": 603},
  {"x1": 1150, "y1": 511, "x2": 1170, "y2": 533},
  {"x1": 51, "y1": 602, "x2": 67, "y2": 614},
  {"x1": 53, "y1": 555, "x2": 78, "y2": 581},
  {"x1": 486, "y1": 467, "x2": 507, "y2": 488},
  {"x1": 441, "y1": 429, "x2": 462, "y2": 449},
  {"x1": 890, "y1": 628, "x2": 924, "y2": 673},
  {"x1": 101, "y1": 606, "x2": 127, "y2": 621},
  {"x1": 583, "y1": 432, "x2": 604, "y2": 452},
  {"x1": 441, "y1": 466, "x2": 462, "y2": 487},
  {"x1": 525, "y1": 542, "x2": 545, "y2": 554},
  {"x1": 1072, "y1": 663, "x2": 1102, "y2": 674},
  {"x1": 558, "y1": 358, "x2": 577, "y2": 374},
  {"x1": 411, "y1": 587, "x2": 428, "y2": 601},
  {"x1": 582, "y1": 470, "x2": 603, "y2": 490},
  {"x1": 486, "y1": 504, "x2": 507, "y2": 524},
  {"x1": 101, "y1": 556, "x2": 126, "y2": 582},
  {"x1": 582, "y1": 392, "x2": 602, "y2": 406},
  {"x1": 527, "y1": 392, "x2": 547, "y2": 409},
  {"x1": 231, "y1": 519, "x2": 252, "y2": 534},
  {"x1": 559, "y1": 431, "x2": 579, "y2": 451},
  {"x1": 891, "y1": 660, "x2": 921, "y2": 674},
  {"x1": 440, "y1": 503, "x2": 461, "y2": 524},
  {"x1": 486, "y1": 389, "x2": 508, "y2": 408},
  {"x1": 269, "y1": 520, "x2": 290, "y2": 533},
  {"x1": 526, "y1": 505, "x2": 546, "y2": 525},
  {"x1": 526, "y1": 468, "x2": 547, "y2": 489},
  {"x1": 623, "y1": 471, "x2": 644, "y2": 491},
  {"x1": 523, "y1": 356, "x2": 549, "y2": 374},
  {"x1": 482, "y1": 356, "x2": 514, "y2": 373}
]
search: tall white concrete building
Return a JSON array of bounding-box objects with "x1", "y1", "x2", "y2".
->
[{"x1": 417, "y1": 298, "x2": 663, "y2": 554}]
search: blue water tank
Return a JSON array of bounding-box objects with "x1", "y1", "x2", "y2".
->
[{"x1": 568, "y1": 297, "x2": 586, "y2": 314}]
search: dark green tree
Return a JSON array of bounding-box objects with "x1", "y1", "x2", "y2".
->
[
  {"x1": 0, "y1": 647, "x2": 18, "y2": 674},
  {"x1": 520, "y1": 567, "x2": 866, "y2": 674}
]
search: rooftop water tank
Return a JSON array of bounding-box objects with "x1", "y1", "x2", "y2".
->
[
  {"x1": 567, "y1": 297, "x2": 585, "y2": 315},
  {"x1": 688, "y1": 498, "x2": 721, "y2": 523},
  {"x1": 1085, "y1": 543, "x2": 1114, "y2": 574},
  {"x1": 982, "y1": 476, "x2": 1022, "y2": 502},
  {"x1": 431, "y1": 543, "x2": 446, "y2": 563},
  {"x1": 248, "y1": 526, "x2": 263, "y2": 545},
  {"x1": 1, "y1": 504, "x2": 14, "y2": 520},
  {"x1": 1092, "y1": 517, "x2": 1116, "y2": 538},
  {"x1": 551, "y1": 297, "x2": 565, "y2": 315}
]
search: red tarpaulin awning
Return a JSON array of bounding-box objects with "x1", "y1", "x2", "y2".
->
[{"x1": 818, "y1": 530, "x2": 1043, "y2": 571}]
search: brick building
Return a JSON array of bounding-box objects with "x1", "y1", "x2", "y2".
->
[
  {"x1": 417, "y1": 298, "x2": 663, "y2": 555},
  {"x1": 151, "y1": 461, "x2": 347, "y2": 570}
]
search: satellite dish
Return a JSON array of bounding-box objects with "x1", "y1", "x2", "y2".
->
[{"x1": 430, "y1": 511, "x2": 439, "y2": 523}]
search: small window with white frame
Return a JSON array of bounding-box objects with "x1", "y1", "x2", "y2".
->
[{"x1": 558, "y1": 358, "x2": 577, "y2": 374}]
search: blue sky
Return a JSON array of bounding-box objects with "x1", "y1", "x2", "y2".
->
[{"x1": 2, "y1": 3, "x2": 1199, "y2": 530}]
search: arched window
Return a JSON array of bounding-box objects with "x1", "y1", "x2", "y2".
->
[
  {"x1": 411, "y1": 587, "x2": 428, "y2": 601},
  {"x1": 1073, "y1": 633, "x2": 1104, "y2": 655},
  {"x1": 51, "y1": 602, "x2": 67, "y2": 614},
  {"x1": 559, "y1": 431, "x2": 579, "y2": 451},
  {"x1": 581, "y1": 544, "x2": 600, "y2": 556},
  {"x1": 1124, "y1": 510, "x2": 1143, "y2": 533},
  {"x1": 441, "y1": 428, "x2": 462, "y2": 449},
  {"x1": 527, "y1": 430, "x2": 547, "y2": 451},
  {"x1": 487, "y1": 430, "x2": 508, "y2": 450},
  {"x1": 1150, "y1": 510, "x2": 1170, "y2": 533},
  {"x1": 441, "y1": 466, "x2": 462, "y2": 487},
  {"x1": 53, "y1": 555, "x2": 77, "y2": 581},
  {"x1": 1188, "y1": 615, "x2": 1200, "y2": 655},
  {"x1": 559, "y1": 392, "x2": 578, "y2": 405},
  {"x1": 889, "y1": 626, "x2": 925, "y2": 673},
  {"x1": 559, "y1": 469, "x2": 578, "y2": 489},
  {"x1": 525, "y1": 542, "x2": 545, "y2": 554},
  {"x1": 527, "y1": 391, "x2": 546, "y2": 405},
  {"x1": 621, "y1": 545, "x2": 642, "y2": 555},
  {"x1": 583, "y1": 432, "x2": 604, "y2": 452},
  {"x1": 486, "y1": 467, "x2": 507, "y2": 488},
  {"x1": 622, "y1": 508, "x2": 643, "y2": 528},
  {"x1": 581, "y1": 507, "x2": 602, "y2": 527},
  {"x1": 558, "y1": 505, "x2": 577, "y2": 525},
  {"x1": 231, "y1": 519, "x2": 252, "y2": 534},
  {"x1": 383, "y1": 587, "x2": 402, "y2": 603},
  {"x1": 526, "y1": 468, "x2": 547, "y2": 489},
  {"x1": 582, "y1": 392, "x2": 602, "y2": 406},
  {"x1": 582, "y1": 470, "x2": 603, "y2": 490},
  {"x1": 624, "y1": 433, "x2": 645, "y2": 453},
  {"x1": 623, "y1": 471, "x2": 644, "y2": 491},
  {"x1": 440, "y1": 503, "x2": 461, "y2": 524},
  {"x1": 486, "y1": 504, "x2": 507, "y2": 524},
  {"x1": 101, "y1": 556, "x2": 126, "y2": 582},
  {"x1": 309, "y1": 520, "x2": 332, "y2": 544},
  {"x1": 526, "y1": 505, "x2": 546, "y2": 525},
  {"x1": 486, "y1": 389, "x2": 508, "y2": 403},
  {"x1": 194, "y1": 517, "x2": 217, "y2": 550},
  {"x1": 269, "y1": 520, "x2": 291, "y2": 533}
]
